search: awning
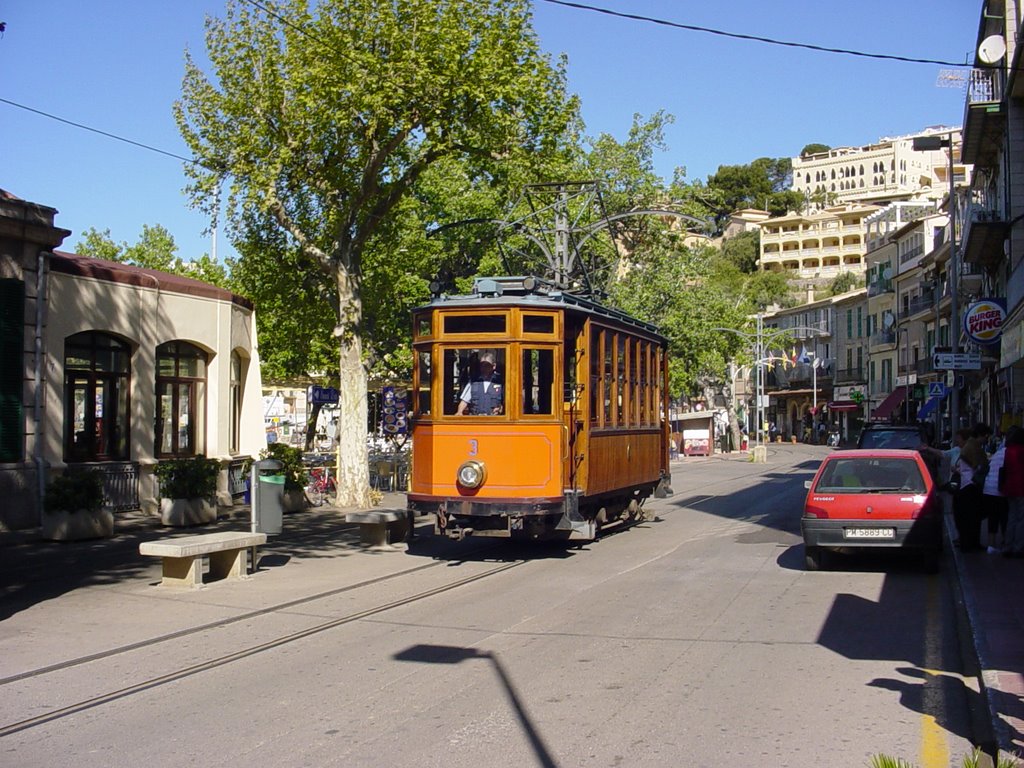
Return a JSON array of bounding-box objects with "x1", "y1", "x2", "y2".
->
[
  {"x1": 871, "y1": 385, "x2": 908, "y2": 420},
  {"x1": 916, "y1": 396, "x2": 940, "y2": 420},
  {"x1": 828, "y1": 400, "x2": 861, "y2": 412}
]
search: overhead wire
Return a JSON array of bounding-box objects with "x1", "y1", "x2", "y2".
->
[
  {"x1": 538, "y1": 0, "x2": 971, "y2": 69},
  {"x1": 0, "y1": 0, "x2": 975, "y2": 167}
]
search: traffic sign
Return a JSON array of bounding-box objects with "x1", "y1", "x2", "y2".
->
[
  {"x1": 933, "y1": 352, "x2": 981, "y2": 370},
  {"x1": 928, "y1": 382, "x2": 947, "y2": 397},
  {"x1": 308, "y1": 385, "x2": 339, "y2": 404}
]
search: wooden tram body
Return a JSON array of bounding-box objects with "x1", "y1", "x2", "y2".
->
[{"x1": 407, "y1": 276, "x2": 672, "y2": 541}]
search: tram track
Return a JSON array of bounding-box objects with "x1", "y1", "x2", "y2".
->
[{"x1": 0, "y1": 556, "x2": 527, "y2": 738}]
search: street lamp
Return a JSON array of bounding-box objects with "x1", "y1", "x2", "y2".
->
[{"x1": 912, "y1": 132, "x2": 959, "y2": 434}]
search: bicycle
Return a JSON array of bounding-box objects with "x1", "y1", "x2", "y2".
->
[{"x1": 304, "y1": 458, "x2": 337, "y2": 507}]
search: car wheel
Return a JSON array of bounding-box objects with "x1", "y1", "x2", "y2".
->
[{"x1": 805, "y1": 545, "x2": 824, "y2": 571}]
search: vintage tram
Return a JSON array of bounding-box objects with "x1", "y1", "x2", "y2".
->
[{"x1": 407, "y1": 275, "x2": 672, "y2": 541}]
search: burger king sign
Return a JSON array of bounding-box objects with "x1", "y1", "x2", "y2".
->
[{"x1": 963, "y1": 298, "x2": 1006, "y2": 346}]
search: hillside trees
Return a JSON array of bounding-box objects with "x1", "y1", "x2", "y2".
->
[
  {"x1": 175, "y1": 0, "x2": 577, "y2": 505},
  {"x1": 706, "y1": 158, "x2": 804, "y2": 229}
]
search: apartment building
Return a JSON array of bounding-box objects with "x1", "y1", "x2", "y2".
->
[
  {"x1": 758, "y1": 203, "x2": 880, "y2": 285},
  {"x1": 961, "y1": 0, "x2": 1024, "y2": 431},
  {"x1": 792, "y1": 129, "x2": 966, "y2": 208}
]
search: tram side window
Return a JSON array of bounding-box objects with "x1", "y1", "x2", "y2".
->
[
  {"x1": 522, "y1": 348, "x2": 554, "y2": 415},
  {"x1": 603, "y1": 332, "x2": 613, "y2": 425},
  {"x1": 443, "y1": 347, "x2": 506, "y2": 416},
  {"x1": 417, "y1": 350, "x2": 431, "y2": 415},
  {"x1": 589, "y1": 329, "x2": 601, "y2": 423}
]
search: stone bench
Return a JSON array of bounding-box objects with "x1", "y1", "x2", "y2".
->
[
  {"x1": 345, "y1": 509, "x2": 408, "y2": 549},
  {"x1": 139, "y1": 531, "x2": 268, "y2": 588}
]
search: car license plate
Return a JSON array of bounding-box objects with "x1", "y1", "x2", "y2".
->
[{"x1": 844, "y1": 527, "x2": 895, "y2": 540}]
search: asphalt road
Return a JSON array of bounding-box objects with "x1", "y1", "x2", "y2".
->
[{"x1": 2, "y1": 443, "x2": 982, "y2": 767}]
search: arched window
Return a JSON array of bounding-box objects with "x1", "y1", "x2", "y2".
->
[
  {"x1": 64, "y1": 332, "x2": 131, "y2": 461},
  {"x1": 156, "y1": 341, "x2": 207, "y2": 457}
]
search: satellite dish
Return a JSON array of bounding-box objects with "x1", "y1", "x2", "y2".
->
[
  {"x1": 978, "y1": 35, "x2": 1006, "y2": 64},
  {"x1": 882, "y1": 267, "x2": 892, "y2": 280},
  {"x1": 883, "y1": 311, "x2": 895, "y2": 330}
]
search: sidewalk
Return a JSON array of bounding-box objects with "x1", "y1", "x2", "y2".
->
[
  {"x1": 946, "y1": 512, "x2": 1024, "y2": 760},
  {"x1": 2, "y1": 480, "x2": 1023, "y2": 760}
]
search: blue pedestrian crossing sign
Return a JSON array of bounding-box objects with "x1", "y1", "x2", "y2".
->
[{"x1": 928, "y1": 382, "x2": 947, "y2": 398}]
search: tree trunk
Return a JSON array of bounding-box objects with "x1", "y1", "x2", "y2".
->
[
  {"x1": 333, "y1": 271, "x2": 372, "y2": 507},
  {"x1": 304, "y1": 401, "x2": 324, "y2": 452}
]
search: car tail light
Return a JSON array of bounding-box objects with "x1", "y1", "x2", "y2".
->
[
  {"x1": 804, "y1": 503, "x2": 828, "y2": 519},
  {"x1": 910, "y1": 494, "x2": 935, "y2": 519}
]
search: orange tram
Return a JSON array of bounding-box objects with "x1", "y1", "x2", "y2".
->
[{"x1": 407, "y1": 275, "x2": 672, "y2": 541}]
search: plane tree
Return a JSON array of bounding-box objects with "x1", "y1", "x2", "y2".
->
[{"x1": 175, "y1": 0, "x2": 577, "y2": 505}]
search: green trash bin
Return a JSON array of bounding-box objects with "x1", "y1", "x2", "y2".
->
[{"x1": 253, "y1": 459, "x2": 284, "y2": 534}]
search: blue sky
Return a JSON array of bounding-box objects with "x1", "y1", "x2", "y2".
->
[{"x1": 1, "y1": 0, "x2": 977, "y2": 263}]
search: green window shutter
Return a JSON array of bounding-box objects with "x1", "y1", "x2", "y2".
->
[{"x1": 0, "y1": 280, "x2": 25, "y2": 462}]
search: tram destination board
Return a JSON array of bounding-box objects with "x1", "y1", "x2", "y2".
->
[{"x1": 932, "y1": 352, "x2": 981, "y2": 370}]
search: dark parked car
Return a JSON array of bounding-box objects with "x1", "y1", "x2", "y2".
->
[
  {"x1": 856, "y1": 424, "x2": 929, "y2": 450},
  {"x1": 801, "y1": 448, "x2": 943, "y2": 572}
]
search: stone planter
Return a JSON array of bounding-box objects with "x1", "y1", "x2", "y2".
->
[
  {"x1": 160, "y1": 498, "x2": 217, "y2": 527},
  {"x1": 283, "y1": 489, "x2": 307, "y2": 513},
  {"x1": 42, "y1": 507, "x2": 115, "y2": 541}
]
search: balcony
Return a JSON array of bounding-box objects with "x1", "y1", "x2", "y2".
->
[
  {"x1": 961, "y1": 205, "x2": 1008, "y2": 268},
  {"x1": 870, "y1": 331, "x2": 896, "y2": 348},
  {"x1": 962, "y1": 67, "x2": 1005, "y2": 166},
  {"x1": 906, "y1": 290, "x2": 936, "y2": 318},
  {"x1": 868, "y1": 278, "x2": 894, "y2": 297},
  {"x1": 834, "y1": 366, "x2": 865, "y2": 384}
]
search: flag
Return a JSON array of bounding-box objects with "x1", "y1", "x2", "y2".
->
[
  {"x1": 789, "y1": 347, "x2": 798, "y2": 367},
  {"x1": 797, "y1": 345, "x2": 811, "y2": 365}
]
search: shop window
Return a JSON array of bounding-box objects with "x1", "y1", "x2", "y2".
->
[
  {"x1": 64, "y1": 331, "x2": 131, "y2": 462},
  {"x1": 0, "y1": 280, "x2": 24, "y2": 462},
  {"x1": 156, "y1": 341, "x2": 207, "y2": 457},
  {"x1": 229, "y1": 352, "x2": 242, "y2": 454}
]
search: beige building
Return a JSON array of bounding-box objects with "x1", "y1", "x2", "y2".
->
[
  {"x1": 0, "y1": 191, "x2": 266, "y2": 530},
  {"x1": 792, "y1": 128, "x2": 966, "y2": 208},
  {"x1": 758, "y1": 203, "x2": 880, "y2": 285}
]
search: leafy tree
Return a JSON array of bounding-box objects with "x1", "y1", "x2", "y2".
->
[
  {"x1": 175, "y1": 0, "x2": 577, "y2": 505},
  {"x1": 800, "y1": 143, "x2": 831, "y2": 157},
  {"x1": 74, "y1": 225, "x2": 229, "y2": 287},
  {"x1": 719, "y1": 229, "x2": 760, "y2": 273},
  {"x1": 742, "y1": 269, "x2": 795, "y2": 310},
  {"x1": 706, "y1": 157, "x2": 804, "y2": 228},
  {"x1": 828, "y1": 270, "x2": 863, "y2": 295}
]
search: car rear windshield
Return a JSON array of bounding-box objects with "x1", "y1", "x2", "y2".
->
[
  {"x1": 858, "y1": 430, "x2": 921, "y2": 450},
  {"x1": 815, "y1": 457, "x2": 926, "y2": 493}
]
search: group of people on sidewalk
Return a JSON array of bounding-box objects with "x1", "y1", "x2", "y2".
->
[{"x1": 929, "y1": 423, "x2": 1024, "y2": 556}]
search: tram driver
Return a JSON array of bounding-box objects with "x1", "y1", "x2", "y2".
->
[{"x1": 457, "y1": 351, "x2": 504, "y2": 415}]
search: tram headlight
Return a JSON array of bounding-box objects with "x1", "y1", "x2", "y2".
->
[{"x1": 456, "y1": 460, "x2": 486, "y2": 489}]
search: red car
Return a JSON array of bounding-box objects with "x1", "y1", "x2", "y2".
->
[{"x1": 801, "y1": 449, "x2": 943, "y2": 572}]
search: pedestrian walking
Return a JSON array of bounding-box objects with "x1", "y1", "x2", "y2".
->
[
  {"x1": 982, "y1": 433, "x2": 1008, "y2": 553},
  {"x1": 1001, "y1": 426, "x2": 1024, "y2": 558},
  {"x1": 953, "y1": 426, "x2": 988, "y2": 552}
]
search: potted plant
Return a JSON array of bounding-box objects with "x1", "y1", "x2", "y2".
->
[
  {"x1": 41, "y1": 470, "x2": 114, "y2": 541},
  {"x1": 258, "y1": 443, "x2": 309, "y2": 512},
  {"x1": 155, "y1": 455, "x2": 221, "y2": 526}
]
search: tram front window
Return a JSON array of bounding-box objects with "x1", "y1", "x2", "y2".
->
[{"x1": 444, "y1": 348, "x2": 506, "y2": 416}]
